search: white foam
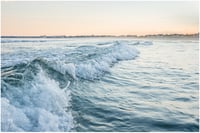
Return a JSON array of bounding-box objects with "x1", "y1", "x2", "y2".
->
[
  {"x1": 1, "y1": 69, "x2": 74, "y2": 132},
  {"x1": 76, "y1": 43, "x2": 139, "y2": 80},
  {"x1": 46, "y1": 61, "x2": 76, "y2": 79},
  {"x1": 1, "y1": 98, "x2": 31, "y2": 131}
]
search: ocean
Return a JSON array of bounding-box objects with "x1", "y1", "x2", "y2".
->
[{"x1": 1, "y1": 37, "x2": 199, "y2": 131}]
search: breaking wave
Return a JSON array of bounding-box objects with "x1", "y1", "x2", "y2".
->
[
  {"x1": 1, "y1": 67, "x2": 74, "y2": 131},
  {"x1": 75, "y1": 42, "x2": 139, "y2": 80},
  {"x1": 1, "y1": 41, "x2": 140, "y2": 131}
]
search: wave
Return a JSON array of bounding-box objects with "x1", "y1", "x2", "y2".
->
[
  {"x1": 1, "y1": 40, "x2": 140, "y2": 131},
  {"x1": 1, "y1": 68, "x2": 74, "y2": 131},
  {"x1": 75, "y1": 42, "x2": 139, "y2": 80},
  {"x1": 2, "y1": 41, "x2": 140, "y2": 81}
]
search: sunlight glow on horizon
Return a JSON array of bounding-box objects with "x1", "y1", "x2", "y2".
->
[{"x1": 1, "y1": 1, "x2": 199, "y2": 36}]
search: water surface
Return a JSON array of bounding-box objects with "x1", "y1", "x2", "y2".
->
[{"x1": 1, "y1": 37, "x2": 199, "y2": 131}]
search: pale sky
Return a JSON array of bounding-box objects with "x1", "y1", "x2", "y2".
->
[{"x1": 1, "y1": 1, "x2": 199, "y2": 36}]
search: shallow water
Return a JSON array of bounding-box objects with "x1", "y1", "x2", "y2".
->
[{"x1": 1, "y1": 37, "x2": 199, "y2": 131}]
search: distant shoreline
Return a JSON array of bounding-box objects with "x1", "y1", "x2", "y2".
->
[{"x1": 1, "y1": 33, "x2": 199, "y2": 39}]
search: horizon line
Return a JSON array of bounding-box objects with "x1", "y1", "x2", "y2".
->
[{"x1": 1, "y1": 33, "x2": 199, "y2": 38}]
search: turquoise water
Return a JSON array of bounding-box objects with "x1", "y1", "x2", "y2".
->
[{"x1": 1, "y1": 37, "x2": 199, "y2": 131}]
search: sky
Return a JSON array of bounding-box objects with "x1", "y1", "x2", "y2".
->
[{"x1": 1, "y1": 1, "x2": 199, "y2": 36}]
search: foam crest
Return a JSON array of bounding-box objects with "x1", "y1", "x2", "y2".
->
[
  {"x1": 1, "y1": 69, "x2": 74, "y2": 132},
  {"x1": 76, "y1": 43, "x2": 139, "y2": 80},
  {"x1": 45, "y1": 60, "x2": 76, "y2": 79}
]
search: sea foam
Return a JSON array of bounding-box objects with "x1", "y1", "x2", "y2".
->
[
  {"x1": 1, "y1": 40, "x2": 140, "y2": 131},
  {"x1": 1, "y1": 69, "x2": 74, "y2": 132},
  {"x1": 76, "y1": 42, "x2": 139, "y2": 80}
]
